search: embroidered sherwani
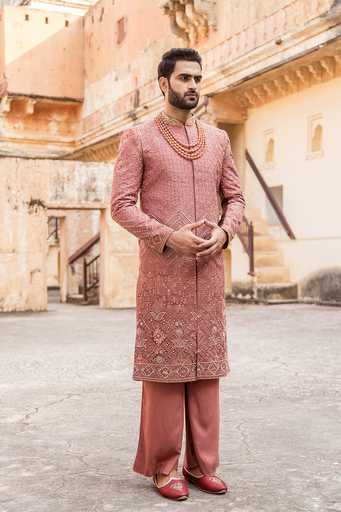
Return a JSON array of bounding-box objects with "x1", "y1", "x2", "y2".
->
[{"x1": 111, "y1": 112, "x2": 245, "y2": 383}]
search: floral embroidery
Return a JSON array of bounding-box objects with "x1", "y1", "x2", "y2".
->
[
  {"x1": 153, "y1": 327, "x2": 166, "y2": 345},
  {"x1": 210, "y1": 477, "x2": 222, "y2": 484},
  {"x1": 171, "y1": 482, "x2": 183, "y2": 491}
]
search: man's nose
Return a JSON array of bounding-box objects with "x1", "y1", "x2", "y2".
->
[{"x1": 188, "y1": 78, "x2": 197, "y2": 90}]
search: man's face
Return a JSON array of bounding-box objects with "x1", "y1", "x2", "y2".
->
[{"x1": 163, "y1": 60, "x2": 202, "y2": 111}]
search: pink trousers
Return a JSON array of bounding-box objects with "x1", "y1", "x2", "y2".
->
[{"x1": 133, "y1": 379, "x2": 220, "y2": 477}]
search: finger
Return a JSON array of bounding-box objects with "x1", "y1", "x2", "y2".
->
[
  {"x1": 203, "y1": 219, "x2": 218, "y2": 228},
  {"x1": 197, "y1": 240, "x2": 214, "y2": 250},
  {"x1": 192, "y1": 235, "x2": 207, "y2": 245},
  {"x1": 198, "y1": 236, "x2": 218, "y2": 249},
  {"x1": 199, "y1": 250, "x2": 219, "y2": 261},
  {"x1": 196, "y1": 243, "x2": 220, "y2": 258},
  {"x1": 185, "y1": 219, "x2": 205, "y2": 230}
]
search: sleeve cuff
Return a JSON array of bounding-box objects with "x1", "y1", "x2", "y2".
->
[
  {"x1": 148, "y1": 226, "x2": 175, "y2": 254},
  {"x1": 222, "y1": 229, "x2": 229, "y2": 249}
]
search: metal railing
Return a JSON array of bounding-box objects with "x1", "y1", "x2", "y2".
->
[
  {"x1": 245, "y1": 149, "x2": 296, "y2": 240},
  {"x1": 237, "y1": 215, "x2": 255, "y2": 275},
  {"x1": 68, "y1": 232, "x2": 100, "y2": 265},
  {"x1": 83, "y1": 255, "x2": 100, "y2": 302},
  {"x1": 47, "y1": 217, "x2": 59, "y2": 241}
]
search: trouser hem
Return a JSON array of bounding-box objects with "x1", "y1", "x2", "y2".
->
[{"x1": 133, "y1": 459, "x2": 179, "y2": 478}]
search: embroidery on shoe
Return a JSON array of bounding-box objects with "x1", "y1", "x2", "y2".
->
[
  {"x1": 171, "y1": 482, "x2": 183, "y2": 491},
  {"x1": 210, "y1": 477, "x2": 222, "y2": 484}
]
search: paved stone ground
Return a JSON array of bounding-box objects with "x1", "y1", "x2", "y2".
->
[{"x1": 0, "y1": 302, "x2": 340, "y2": 512}]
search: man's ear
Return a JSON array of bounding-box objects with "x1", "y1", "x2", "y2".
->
[{"x1": 159, "y1": 77, "x2": 168, "y2": 96}]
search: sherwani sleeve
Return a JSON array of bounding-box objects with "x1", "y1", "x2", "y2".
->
[
  {"x1": 218, "y1": 131, "x2": 246, "y2": 247},
  {"x1": 110, "y1": 127, "x2": 175, "y2": 254}
]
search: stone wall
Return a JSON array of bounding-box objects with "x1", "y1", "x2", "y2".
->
[
  {"x1": 1, "y1": 6, "x2": 83, "y2": 99},
  {"x1": 1, "y1": 158, "x2": 48, "y2": 311},
  {"x1": 0, "y1": 157, "x2": 115, "y2": 312}
]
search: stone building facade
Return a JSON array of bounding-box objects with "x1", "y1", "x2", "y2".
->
[{"x1": 1, "y1": 0, "x2": 340, "y2": 311}]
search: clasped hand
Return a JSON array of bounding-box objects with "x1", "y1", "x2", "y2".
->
[{"x1": 166, "y1": 219, "x2": 227, "y2": 261}]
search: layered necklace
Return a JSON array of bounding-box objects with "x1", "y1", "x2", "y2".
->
[{"x1": 155, "y1": 112, "x2": 207, "y2": 160}]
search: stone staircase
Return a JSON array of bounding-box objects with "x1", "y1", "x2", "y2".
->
[{"x1": 245, "y1": 209, "x2": 297, "y2": 301}]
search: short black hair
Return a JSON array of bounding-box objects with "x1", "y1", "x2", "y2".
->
[{"x1": 158, "y1": 48, "x2": 202, "y2": 96}]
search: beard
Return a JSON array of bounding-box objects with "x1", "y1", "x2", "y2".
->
[{"x1": 168, "y1": 83, "x2": 199, "y2": 110}]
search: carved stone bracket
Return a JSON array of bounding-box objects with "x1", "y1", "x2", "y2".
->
[
  {"x1": 320, "y1": 57, "x2": 335, "y2": 78},
  {"x1": 252, "y1": 85, "x2": 266, "y2": 105},
  {"x1": 24, "y1": 98, "x2": 36, "y2": 116},
  {"x1": 296, "y1": 67, "x2": 311, "y2": 87},
  {"x1": 0, "y1": 95, "x2": 12, "y2": 114},
  {"x1": 234, "y1": 92, "x2": 248, "y2": 107},
  {"x1": 263, "y1": 82, "x2": 276, "y2": 99},
  {"x1": 334, "y1": 54, "x2": 341, "y2": 68},
  {"x1": 159, "y1": 0, "x2": 217, "y2": 45},
  {"x1": 244, "y1": 90, "x2": 257, "y2": 107},
  {"x1": 274, "y1": 77, "x2": 287, "y2": 96},
  {"x1": 308, "y1": 62, "x2": 322, "y2": 83},
  {"x1": 284, "y1": 72, "x2": 299, "y2": 92}
]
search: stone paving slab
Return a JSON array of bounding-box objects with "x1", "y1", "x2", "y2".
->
[{"x1": 0, "y1": 302, "x2": 340, "y2": 512}]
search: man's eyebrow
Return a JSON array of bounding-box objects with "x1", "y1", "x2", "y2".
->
[{"x1": 176, "y1": 73, "x2": 203, "y2": 79}]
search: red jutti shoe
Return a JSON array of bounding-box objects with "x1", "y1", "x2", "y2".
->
[
  {"x1": 182, "y1": 467, "x2": 227, "y2": 494},
  {"x1": 153, "y1": 475, "x2": 189, "y2": 500}
]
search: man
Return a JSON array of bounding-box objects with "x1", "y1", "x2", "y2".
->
[{"x1": 111, "y1": 48, "x2": 245, "y2": 501}]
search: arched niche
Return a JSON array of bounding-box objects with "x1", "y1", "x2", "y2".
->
[
  {"x1": 312, "y1": 124, "x2": 322, "y2": 152},
  {"x1": 265, "y1": 138, "x2": 274, "y2": 162}
]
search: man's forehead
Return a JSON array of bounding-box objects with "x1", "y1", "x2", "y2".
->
[{"x1": 173, "y1": 60, "x2": 202, "y2": 76}]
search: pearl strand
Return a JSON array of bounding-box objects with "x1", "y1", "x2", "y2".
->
[{"x1": 155, "y1": 113, "x2": 207, "y2": 160}]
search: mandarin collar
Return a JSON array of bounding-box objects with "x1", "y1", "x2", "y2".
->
[{"x1": 161, "y1": 110, "x2": 196, "y2": 127}]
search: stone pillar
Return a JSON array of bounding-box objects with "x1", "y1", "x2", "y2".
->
[
  {"x1": 59, "y1": 217, "x2": 68, "y2": 303},
  {"x1": 99, "y1": 208, "x2": 108, "y2": 308}
]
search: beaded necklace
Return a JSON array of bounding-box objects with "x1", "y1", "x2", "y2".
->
[{"x1": 155, "y1": 112, "x2": 207, "y2": 160}]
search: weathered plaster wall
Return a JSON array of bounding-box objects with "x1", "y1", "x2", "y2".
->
[
  {"x1": 0, "y1": 158, "x2": 114, "y2": 312},
  {"x1": 0, "y1": 100, "x2": 79, "y2": 159},
  {"x1": 1, "y1": 6, "x2": 83, "y2": 99},
  {"x1": 82, "y1": 0, "x2": 177, "y2": 122},
  {"x1": 1, "y1": 158, "x2": 48, "y2": 311},
  {"x1": 300, "y1": 267, "x2": 341, "y2": 302}
]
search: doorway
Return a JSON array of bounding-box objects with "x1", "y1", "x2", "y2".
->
[{"x1": 46, "y1": 207, "x2": 107, "y2": 306}]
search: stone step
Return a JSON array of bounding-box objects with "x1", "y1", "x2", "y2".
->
[
  {"x1": 251, "y1": 219, "x2": 269, "y2": 236},
  {"x1": 244, "y1": 208, "x2": 262, "y2": 221},
  {"x1": 67, "y1": 294, "x2": 99, "y2": 306},
  {"x1": 254, "y1": 251, "x2": 283, "y2": 267},
  {"x1": 254, "y1": 235, "x2": 277, "y2": 251},
  {"x1": 256, "y1": 283, "x2": 298, "y2": 301},
  {"x1": 256, "y1": 266, "x2": 290, "y2": 284}
]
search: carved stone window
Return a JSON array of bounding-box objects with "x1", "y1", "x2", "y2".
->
[
  {"x1": 307, "y1": 115, "x2": 323, "y2": 160},
  {"x1": 159, "y1": 0, "x2": 217, "y2": 46}
]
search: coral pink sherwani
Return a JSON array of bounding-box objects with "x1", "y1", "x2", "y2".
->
[{"x1": 111, "y1": 112, "x2": 245, "y2": 383}]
